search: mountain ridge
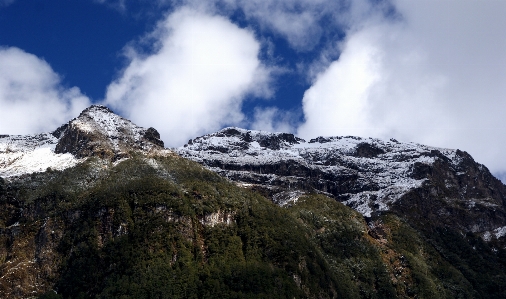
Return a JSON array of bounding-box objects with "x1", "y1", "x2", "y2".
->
[
  {"x1": 1, "y1": 105, "x2": 506, "y2": 298},
  {"x1": 2, "y1": 107, "x2": 506, "y2": 244},
  {"x1": 177, "y1": 127, "x2": 506, "y2": 246}
]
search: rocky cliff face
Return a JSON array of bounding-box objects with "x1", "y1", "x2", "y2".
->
[{"x1": 177, "y1": 127, "x2": 506, "y2": 245}]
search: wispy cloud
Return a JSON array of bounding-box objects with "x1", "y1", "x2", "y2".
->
[
  {"x1": 92, "y1": 0, "x2": 127, "y2": 12},
  {"x1": 112, "y1": 0, "x2": 390, "y2": 53},
  {"x1": 251, "y1": 107, "x2": 300, "y2": 134},
  {"x1": 0, "y1": 47, "x2": 90, "y2": 134},
  {"x1": 0, "y1": 0, "x2": 15, "y2": 7}
]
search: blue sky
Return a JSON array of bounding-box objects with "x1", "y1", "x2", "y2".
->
[{"x1": 1, "y1": 0, "x2": 506, "y2": 179}]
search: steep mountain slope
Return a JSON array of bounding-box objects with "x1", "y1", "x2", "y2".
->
[
  {"x1": 1, "y1": 106, "x2": 506, "y2": 298},
  {"x1": 4, "y1": 150, "x2": 505, "y2": 299},
  {"x1": 177, "y1": 127, "x2": 506, "y2": 246}
]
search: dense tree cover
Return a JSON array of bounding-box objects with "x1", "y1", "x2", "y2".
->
[
  {"x1": 17, "y1": 157, "x2": 337, "y2": 298},
  {"x1": 1, "y1": 155, "x2": 505, "y2": 298}
]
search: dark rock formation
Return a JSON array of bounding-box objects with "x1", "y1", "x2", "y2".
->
[
  {"x1": 143, "y1": 127, "x2": 164, "y2": 148},
  {"x1": 354, "y1": 142, "x2": 385, "y2": 158}
]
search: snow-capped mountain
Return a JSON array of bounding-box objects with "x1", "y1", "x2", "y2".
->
[
  {"x1": 177, "y1": 127, "x2": 454, "y2": 216},
  {"x1": 2, "y1": 105, "x2": 506, "y2": 298},
  {"x1": 0, "y1": 105, "x2": 166, "y2": 178},
  {"x1": 1, "y1": 106, "x2": 505, "y2": 242},
  {"x1": 177, "y1": 127, "x2": 506, "y2": 240}
]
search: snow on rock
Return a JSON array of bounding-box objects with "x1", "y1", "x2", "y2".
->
[
  {"x1": 54, "y1": 105, "x2": 165, "y2": 159},
  {"x1": 482, "y1": 226, "x2": 506, "y2": 241},
  {"x1": 177, "y1": 127, "x2": 466, "y2": 217},
  {"x1": 273, "y1": 190, "x2": 305, "y2": 207},
  {"x1": 71, "y1": 105, "x2": 146, "y2": 143},
  {"x1": 0, "y1": 105, "x2": 167, "y2": 179},
  {"x1": 199, "y1": 210, "x2": 236, "y2": 227},
  {"x1": 0, "y1": 133, "x2": 81, "y2": 178}
]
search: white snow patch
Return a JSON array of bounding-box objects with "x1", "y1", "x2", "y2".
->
[
  {"x1": 496, "y1": 226, "x2": 506, "y2": 239},
  {"x1": 273, "y1": 190, "x2": 305, "y2": 207},
  {"x1": 482, "y1": 226, "x2": 506, "y2": 241},
  {"x1": 77, "y1": 106, "x2": 144, "y2": 140},
  {"x1": 0, "y1": 133, "x2": 82, "y2": 178}
]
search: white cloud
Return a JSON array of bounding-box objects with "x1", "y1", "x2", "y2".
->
[
  {"x1": 231, "y1": 0, "x2": 326, "y2": 51},
  {"x1": 298, "y1": 0, "x2": 506, "y2": 174},
  {"x1": 298, "y1": 28, "x2": 382, "y2": 138},
  {"x1": 0, "y1": 47, "x2": 90, "y2": 135},
  {"x1": 251, "y1": 107, "x2": 298, "y2": 133},
  {"x1": 104, "y1": 7, "x2": 272, "y2": 147},
  {"x1": 170, "y1": 0, "x2": 380, "y2": 51}
]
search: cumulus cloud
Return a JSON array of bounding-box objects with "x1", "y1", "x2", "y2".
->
[
  {"x1": 298, "y1": 0, "x2": 506, "y2": 174},
  {"x1": 104, "y1": 7, "x2": 272, "y2": 147},
  {"x1": 222, "y1": 0, "x2": 330, "y2": 51},
  {"x1": 0, "y1": 47, "x2": 90, "y2": 135},
  {"x1": 298, "y1": 28, "x2": 382, "y2": 138}
]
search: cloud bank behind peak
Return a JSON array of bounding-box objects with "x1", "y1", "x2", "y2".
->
[
  {"x1": 104, "y1": 8, "x2": 273, "y2": 147},
  {"x1": 0, "y1": 47, "x2": 90, "y2": 135}
]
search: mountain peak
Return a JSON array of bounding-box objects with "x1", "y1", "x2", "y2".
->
[
  {"x1": 81, "y1": 104, "x2": 114, "y2": 113},
  {"x1": 187, "y1": 127, "x2": 304, "y2": 151},
  {"x1": 54, "y1": 105, "x2": 165, "y2": 159},
  {"x1": 1, "y1": 105, "x2": 167, "y2": 178}
]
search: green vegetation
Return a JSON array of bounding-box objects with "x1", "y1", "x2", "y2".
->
[
  {"x1": 3, "y1": 156, "x2": 336, "y2": 298},
  {"x1": 287, "y1": 194, "x2": 395, "y2": 299},
  {"x1": 0, "y1": 154, "x2": 505, "y2": 298},
  {"x1": 419, "y1": 226, "x2": 506, "y2": 298}
]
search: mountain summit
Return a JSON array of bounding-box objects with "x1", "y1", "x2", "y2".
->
[
  {"x1": 53, "y1": 105, "x2": 165, "y2": 159},
  {"x1": 0, "y1": 105, "x2": 166, "y2": 177}
]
